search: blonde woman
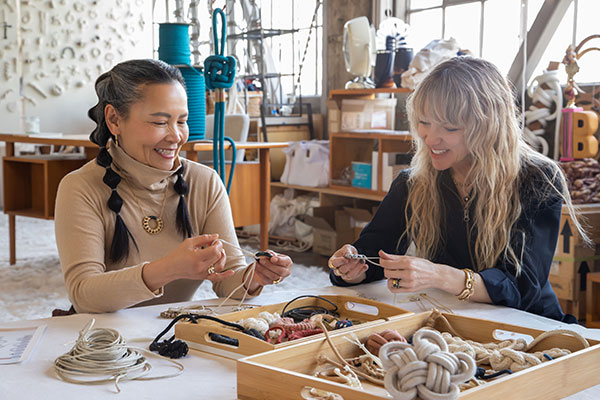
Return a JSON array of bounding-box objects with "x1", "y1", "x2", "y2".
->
[{"x1": 329, "y1": 57, "x2": 585, "y2": 323}]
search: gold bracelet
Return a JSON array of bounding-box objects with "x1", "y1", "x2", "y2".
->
[{"x1": 457, "y1": 268, "x2": 475, "y2": 301}]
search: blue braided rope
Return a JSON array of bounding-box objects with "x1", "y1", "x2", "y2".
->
[{"x1": 204, "y1": 8, "x2": 237, "y2": 194}]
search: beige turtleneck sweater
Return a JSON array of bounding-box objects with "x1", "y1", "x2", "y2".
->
[{"x1": 55, "y1": 143, "x2": 256, "y2": 313}]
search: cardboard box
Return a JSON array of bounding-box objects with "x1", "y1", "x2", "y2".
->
[
  {"x1": 327, "y1": 100, "x2": 340, "y2": 134},
  {"x1": 340, "y1": 98, "x2": 397, "y2": 131},
  {"x1": 550, "y1": 245, "x2": 597, "y2": 301},
  {"x1": 303, "y1": 206, "x2": 355, "y2": 256},
  {"x1": 343, "y1": 206, "x2": 375, "y2": 241}
]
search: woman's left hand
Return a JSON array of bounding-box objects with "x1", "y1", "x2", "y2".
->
[
  {"x1": 250, "y1": 251, "x2": 293, "y2": 287},
  {"x1": 379, "y1": 250, "x2": 441, "y2": 292}
]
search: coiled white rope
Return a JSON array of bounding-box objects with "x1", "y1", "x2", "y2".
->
[
  {"x1": 54, "y1": 319, "x2": 183, "y2": 393},
  {"x1": 524, "y1": 69, "x2": 563, "y2": 158},
  {"x1": 380, "y1": 328, "x2": 476, "y2": 400}
]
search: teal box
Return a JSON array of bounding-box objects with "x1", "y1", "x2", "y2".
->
[{"x1": 352, "y1": 162, "x2": 372, "y2": 189}]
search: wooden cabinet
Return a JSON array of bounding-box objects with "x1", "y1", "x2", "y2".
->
[{"x1": 3, "y1": 155, "x2": 87, "y2": 219}]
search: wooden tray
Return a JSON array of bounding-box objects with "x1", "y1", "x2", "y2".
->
[
  {"x1": 237, "y1": 311, "x2": 600, "y2": 400},
  {"x1": 175, "y1": 295, "x2": 411, "y2": 359}
]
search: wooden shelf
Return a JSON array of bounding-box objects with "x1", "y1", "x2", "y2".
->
[
  {"x1": 329, "y1": 88, "x2": 411, "y2": 98},
  {"x1": 5, "y1": 208, "x2": 48, "y2": 219},
  {"x1": 271, "y1": 181, "x2": 385, "y2": 202},
  {"x1": 331, "y1": 131, "x2": 411, "y2": 140}
]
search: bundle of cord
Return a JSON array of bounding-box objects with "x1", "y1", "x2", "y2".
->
[
  {"x1": 150, "y1": 313, "x2": 266, "y2": 359},
  {"x1": 54, "y1": 319, "x2": 183, "y2": 393},
  {"x1": 281, "y1": 295, "x2": 340, "y2": 323}
]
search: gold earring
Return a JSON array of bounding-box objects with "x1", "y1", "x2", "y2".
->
[{"x1": 114, "y1": 135, "x2": 119, "y2": 147}]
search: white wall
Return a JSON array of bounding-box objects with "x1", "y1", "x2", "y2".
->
[{"x1": 0, "y1": 0, "x2": 153, "y2": 135}]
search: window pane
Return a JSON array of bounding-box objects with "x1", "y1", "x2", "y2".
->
[
  {"x1": 294, "y1": 0, "x2": 318, "y2": 28},
  {"x1": 260, "y1": 0, "x2": 273, "y2": 29},
  {"x1": 445, "y1": 2, "x2": 481, "y2": 55},
  {"x1": 482, "y1": 0, "x2": 520, "y2": 75},
  {"x1": 408, "y1": 9, "x2": 443, "y2": 52},
  {"x1": 572, "y1": 0, "x2": 600, "y2": 83},
  {"x1": 409, "y1": 0, "x2": 442, "y2": 9},
  {"x1": 269, "y1": 0, "x2": 293, "y2": 29},
  {"x1": 530, "y1": 2, "x2": 574, "y2": 86}
]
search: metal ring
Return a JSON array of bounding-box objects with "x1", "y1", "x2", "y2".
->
[
  {"x1": 328, "y1": 260, "x2": 337, "y2": 270},
  {"x1": 272, "y1": 277, "x2": 282, "y2": 285},
  {"x1": 391, "y1": 278, "x2": 402, "y2": 289},
  {"x1": 207, "y1": 264, "x2": 216, "y2": 275}
]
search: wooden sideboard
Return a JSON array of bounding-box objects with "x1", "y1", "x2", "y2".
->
[{"x1": 0, "y1": 133, "x2": 287, "y2": 264}]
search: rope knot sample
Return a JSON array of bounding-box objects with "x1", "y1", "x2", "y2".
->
[{"x1": 379, "y1": 328, "x2": 476, "y2": 400}]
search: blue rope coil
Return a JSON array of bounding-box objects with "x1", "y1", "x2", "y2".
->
[
  {"x1": 158, "y1": 23, "x2": 206, "y2": 141},
  {"x1": 179, "y1": 67, "x2": 206, "y2": 140},
  {"x1": 158, "y1": 23, "x2": 192, "y2": 65}
]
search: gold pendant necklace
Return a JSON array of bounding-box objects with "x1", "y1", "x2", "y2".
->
[
  {"x1": 123, "y1": 176, "x2": 169, "y2": 235},
  {"x1": 142, "y1": 215, "x2": 164, "y2": 234},
  {"x1": 450, "y1": 173, "x2": 471, "y2": 222}
]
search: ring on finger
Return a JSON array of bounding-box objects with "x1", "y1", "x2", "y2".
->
[
  {"x1": 328, "y1": 260, "x2": 337, "y2": 271},
  {"x1": 391, "y1": 278, "x2": 402, "y2": 289},
  {"x1": 207, "y1": 264, "x2": 216, "y2": 275},
  {"x1": 272, "y1": 276, "x2": 282, "y2": 285}
]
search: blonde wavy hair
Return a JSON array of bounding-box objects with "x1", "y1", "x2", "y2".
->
[{"x1": 404, "y1": 56, "x2": 587, "y2": 274}]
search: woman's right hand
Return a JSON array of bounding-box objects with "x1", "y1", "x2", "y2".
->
[
  {"x1": 143, "y1": 234, "x2": 234, "y2": 291},
  {"x1": 170, "y1": 234, "x2": 234, "y2": 282},
  {"x1": 328, "y1": 244, "x2": 368, "y2": 283}
]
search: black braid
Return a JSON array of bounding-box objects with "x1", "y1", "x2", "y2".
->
[
  {"x1": 174, "y1": 163, "x2": 194, "y2": 238},
  {"x1": 96, "y1": 146, "x2": 138, "y2": 263}
]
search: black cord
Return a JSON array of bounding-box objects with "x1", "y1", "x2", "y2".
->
[
  {"x1": 281, "y1": 295, "x2": 339, "y2": 323},
  {"x1": 150, "y1": 313, "x2": 265, "y2": 359},
  {"x1": 475, "y1": 366, "x2": 513, "y2": 380}
]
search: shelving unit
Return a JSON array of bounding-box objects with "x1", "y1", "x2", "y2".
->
[
  {"x1": 3, "y1": 155, "x2": 87, "y2": 219},
  {"x1": 271, "y1": 88, "x2": 413, "y2": 204}
]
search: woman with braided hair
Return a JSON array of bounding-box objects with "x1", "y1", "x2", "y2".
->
[
  {"x1": 328, "y1": 57, "x2": 588, "y2": 323},
  {"x1": 55, "y1": 59, "x2": 292, "y2": 313}
]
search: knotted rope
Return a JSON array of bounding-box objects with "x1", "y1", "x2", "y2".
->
[
  {"x1": 204, "y1": 8, "x2": 237, "y2": 193},
  {"x1": 424, "y1": 309, "x2": 590, "y2": 373},
  {"x1": 379, "y1": 328, "x2": 476, "y2": 400},
  {"x1": 439, "y1": 329, "x2": 587, "y2": 372}
]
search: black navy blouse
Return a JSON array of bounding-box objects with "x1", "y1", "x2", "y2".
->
[{"x1": 330, "y1": 166, "x2": 575, "y2": 323}]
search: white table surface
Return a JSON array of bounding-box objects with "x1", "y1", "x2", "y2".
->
[{"x1": 1, "y1": 282, "x2": 599, "y2": 400}]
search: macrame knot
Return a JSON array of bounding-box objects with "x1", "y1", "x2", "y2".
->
[
  {"x1": 204, "y1": 55, "x2": 236, "y2": 89},
  {"x1": 380, "y1": 328, "x2": 476, "y2": 400},
  {"x1": 149, "y1": 337, "x2": 189, "y2": 359}
]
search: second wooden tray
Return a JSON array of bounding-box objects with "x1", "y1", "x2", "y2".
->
[{"x1": 175, "y1": 295, "x2": 411, "y2": 359}]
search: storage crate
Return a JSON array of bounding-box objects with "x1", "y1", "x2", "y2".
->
[
  {"x1": 175, "y1": 295, "x2": 411, "y2": 359},
  {"x1": 237, "y1": 311, "x2": 600, "y2": 400}
]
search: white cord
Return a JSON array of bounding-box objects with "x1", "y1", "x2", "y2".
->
[
  {"x1": 54, "y1": 319, "x2": 183, "y2": 393},
  {"x1": 524, "y1": 69, "x2": 562, "y2": 157},
  {"x1": 215, "y1": 238, "x2": 260, "y2": 310}
]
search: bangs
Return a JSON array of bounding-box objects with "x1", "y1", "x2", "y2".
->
[{"x1": 412, "y1": 69, "x2": 475, "y2": 128}]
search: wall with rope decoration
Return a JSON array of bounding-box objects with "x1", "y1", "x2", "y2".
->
[{"x1": 0, "y1": 0, "x2": 152, "y2": 135}]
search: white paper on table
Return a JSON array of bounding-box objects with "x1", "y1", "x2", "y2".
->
[{"x1": 0, "y1": 325, "x2": 47, "y2": 364}]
